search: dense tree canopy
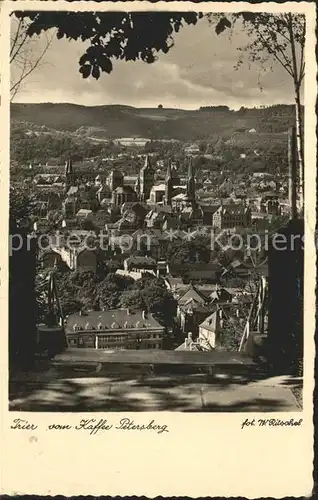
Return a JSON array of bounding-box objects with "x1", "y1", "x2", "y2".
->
[
  {"x1": 15, "y1": 11, "x2": 202, "y2": 79},
  {"x1": 37, "y1": 267, "x2": 177, "y2": 327}
]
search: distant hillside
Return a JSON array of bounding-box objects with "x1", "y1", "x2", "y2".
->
[{"x1": 11, "y1": 103, "x2": 297, "y2": 141}]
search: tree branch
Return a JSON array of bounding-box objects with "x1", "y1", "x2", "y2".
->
[{"x1": 10, "y1": 32, "x2": 53, "y2": 100}]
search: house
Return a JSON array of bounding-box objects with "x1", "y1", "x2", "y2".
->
[
  {"x1": 199, "y1": 204, "x2": 219, "y2": 226},
  {"x1": 253, "y1": 172, "x2": 272, "y2": 179},
  {"x1": 209, "y1": 286, "x2": 233, "y2": 304},
  {"x1": 114, "y1": 138, "x2": 150, "y2": 147},
  {"x1": 112, "y1": 186, "x2": 137, "y2": 206},
  {"x1": 177, "y1": 284, "x2": 211, "y2": 335},
  {"x1": 149, "y1": 184, "x2": 166, "y2": 204},
  {"x1": 65, "y1": 308, "x2": 164, "y2": 350},
  {"x1": 213, "y1": 204, "x2": 251, "y2": 229},
  {"x1": 107, "y1": 170, "x2": 124, "y2": 191},
  {"x1": 175, "y1": 332, "x2": 201, "y2": 351},
  {"x1": 184, "y1": 144, "x2": 200, "y2": 155},
  {"x1": 222, "y1": 259, "x2": 268, "y2": 280},
  {"x1": 168, "y1": 262, "x2": 222, "y2": 284},
  {"x1": 34, "y1": 201, "x2": 49, "y2": 219},
  {"x1": 97, "y1": 184, "x2": 110, "y2": 203},
  {"x1": 76, "y1": 209, "x2": 93, "y2": 221},
  {"x1": 198, "y1": 309, "x2": 222, "y2": 349},
  {"x1": 124, "y1": 256, "x2": 157, "y2": 272},
  {"x1": 258, "y1": 193, "x2": 280, "y2": 215},
  {"x1": 49, "y1": 243, "x2": 97, "y2": 272}
]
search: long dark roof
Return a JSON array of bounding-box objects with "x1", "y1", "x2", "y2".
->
[{"x1": 66, "y1": 308, "x2": 163, "y2": 333}]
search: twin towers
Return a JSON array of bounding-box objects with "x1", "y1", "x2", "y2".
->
[
  {"x1": 65, "y1": 154, "x2": 196, "y2": 207},
  {"x1": 138, "y1": 154, "x2": 196, "y2": 207}
]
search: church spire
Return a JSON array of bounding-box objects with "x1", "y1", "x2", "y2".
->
[
  {"x1": 144, "y1": 154, "x2": 151, "y2": 170},
  {"x1": 65, "y1": 158, "x2": 72, "y2": 177},
  {"x1": 139, "y1": 154, "x2": 154, "y2": 201},
  {"x1": 166, "y1": 158, "x2": 172, "y2": 181},
  {"x1": 65, "y1": 158, "x2": 75, "y2": 189},
  {"x1": 186, "y1": 158, "x2": 196, "y2": 205},
  {"x1": 165, "y1": 158, "x2": 173, "y2": 206}
]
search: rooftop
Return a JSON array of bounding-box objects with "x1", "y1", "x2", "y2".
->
[
  {"x1": 65, "y1": 309, "x2": 163, "y2": 333},
  {"x1": 178, "y1": 283, "x2": 209, "y2": 305},
  {"x1": 113, "y1": 186, "x2": 136, "y2": 194},
  {"x1": 199, "y1": 310, "x2": 220, "y2": 332},
  {"x1": 151, "y1": 184, "x2": 166, "y2": 191}
]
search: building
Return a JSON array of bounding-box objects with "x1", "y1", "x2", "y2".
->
[
  {"x1": 213, "y1": 204, "x2": 251, "y2": 229},
  {"x1": 97, "y1": 184, "x2": 111, "y2": 203},
  {"x1": 114, "y1": 138, "x2": 150, "y2": 147},
  {"x1": 107, "y1": 170, "x2": 124, "y2": 192},
  {"x1": 112, "y1": 186, "x2": 137, "y2": 207},
  {"x1": 77, "y1": 209, "x2": 93, "y2": 221},
  {"x1": 177, "y1": 284, "x2": 211, "y2": 335},
  {"x1": 65, "y1": 309, "x2": 165, "y2": 349},
  {"x1": 33, "y1": 201, "x2": 49, "y2": 219},
  {"x1": 33, "y1": 174, "x2": 66, "y2": 192},
  {"x1": 149, "y1": 184, "x2": 166, "y2": 204},
  {"x1": 139, "y1": 155, "x2": 155, "y2": 201},
  {"x1": 43, "y1": 242, "x2": 97, "y2": 272},
  {"x1": 199, "y1": 204, "x2": 219, "y2": 226},
  {"x1": 258, "y1": 193, "x2": 280, "y2": 215},
  {"x1": 184, "y1": 144, "x2": 200, "y2": 155},
  {"x1": 186, "y1": 158, "x2": 196, "y2": 206},
  {"x1": 198, "y1": 309, "x2": 222, "y2": 349},
  {"x1": 168, "y1": 262, "x2": 222, "y2": 284},
  {"x1": 65, "y1": 159, "x2": 76, "y2": 188},
  {"x1": 123, "y1": 256, "x2": 157, "y2": 273}
]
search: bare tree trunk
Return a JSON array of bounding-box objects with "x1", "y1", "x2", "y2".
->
[
  {"x1": 294, "y1": 85, "x2": 304, "y2": 214},
  {"x1": 287, "y1": 13, "x2": 304, "y2": 215}
]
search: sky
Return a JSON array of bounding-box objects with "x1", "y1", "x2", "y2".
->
[{"x1": 11, "y1": 15, "x2": 295, "y2": 110}]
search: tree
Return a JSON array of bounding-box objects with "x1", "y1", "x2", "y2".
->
[
  {"x1": 15, "y1": 11, "x2": 201, "y2": 79},
  {"x1": 140, "y1": 282, "x2": 177, "y2": 327},
  {"x1": 10, "y1": 15, "x2": 53, "y2": 101},
  {"x1": 95, "y1": 273, "x2": 134, "y2": 310},
  {"x1": 9, "y1": 186, "x2": 36, "y2": 231},
  {"x1": 167, "y1": 235, "x2": 211, "y2": 265},
  {"x1": 120, "y1": 289, "x2": 145, "y2": 311},
  {"x1": 211, "y1": 13, "x2": 305, "y2": 213}
]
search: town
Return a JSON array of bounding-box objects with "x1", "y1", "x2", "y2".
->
[{"x1": 10, "y1": 116, "x2": 294, "y2": 359}]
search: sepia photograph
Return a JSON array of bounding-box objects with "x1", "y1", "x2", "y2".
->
[{"x1": 8, "y1": 5, "x2": 308, "y2": 413}]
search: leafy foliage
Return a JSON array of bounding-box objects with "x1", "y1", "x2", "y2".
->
[
  {"x1": 44, "y1": 267, "x2": 176, "y2": 328},
  {"x1": 10, "y1": 186, "x2": 37, "y2": 230},
  {"x1": 11, "y1": 103, "x2": 298, "y2": 146},
  {"x1": 15, "y1": 11, "x2": 201, "y2": 79},
  {"x1": 217, "y1": 13, "x2": 304, "y2": 84},
  {"x1": 10, "y1": 124, "x2": 106, "y2": 163},
  {"x1": 210, "y1": 12, "x2": 305, "y2": 211},
  {"x1": 167, "y1": 235, "x2": 211, "y2": 265}
]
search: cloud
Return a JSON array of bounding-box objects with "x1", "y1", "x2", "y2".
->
[{"x1": 12, "y1": 15, "x2": 295, "y2": 109}]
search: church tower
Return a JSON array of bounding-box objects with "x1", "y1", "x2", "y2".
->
[
  {"x1": 139, "y1": 155, "x2": 154, "y2": 201},
  {"x1": 186, "y1": 158, "x2": 196, "y2": 206},
  {"x1": 65, "y1": 158, "x2": 75, "y2": 188},
  {"x1": 165, "y1": 158, "x2": 173, "y2": 206}
]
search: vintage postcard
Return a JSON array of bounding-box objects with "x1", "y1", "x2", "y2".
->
[{"x1": 0, "y1": 0, "x2": 316, "y2": 496}]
